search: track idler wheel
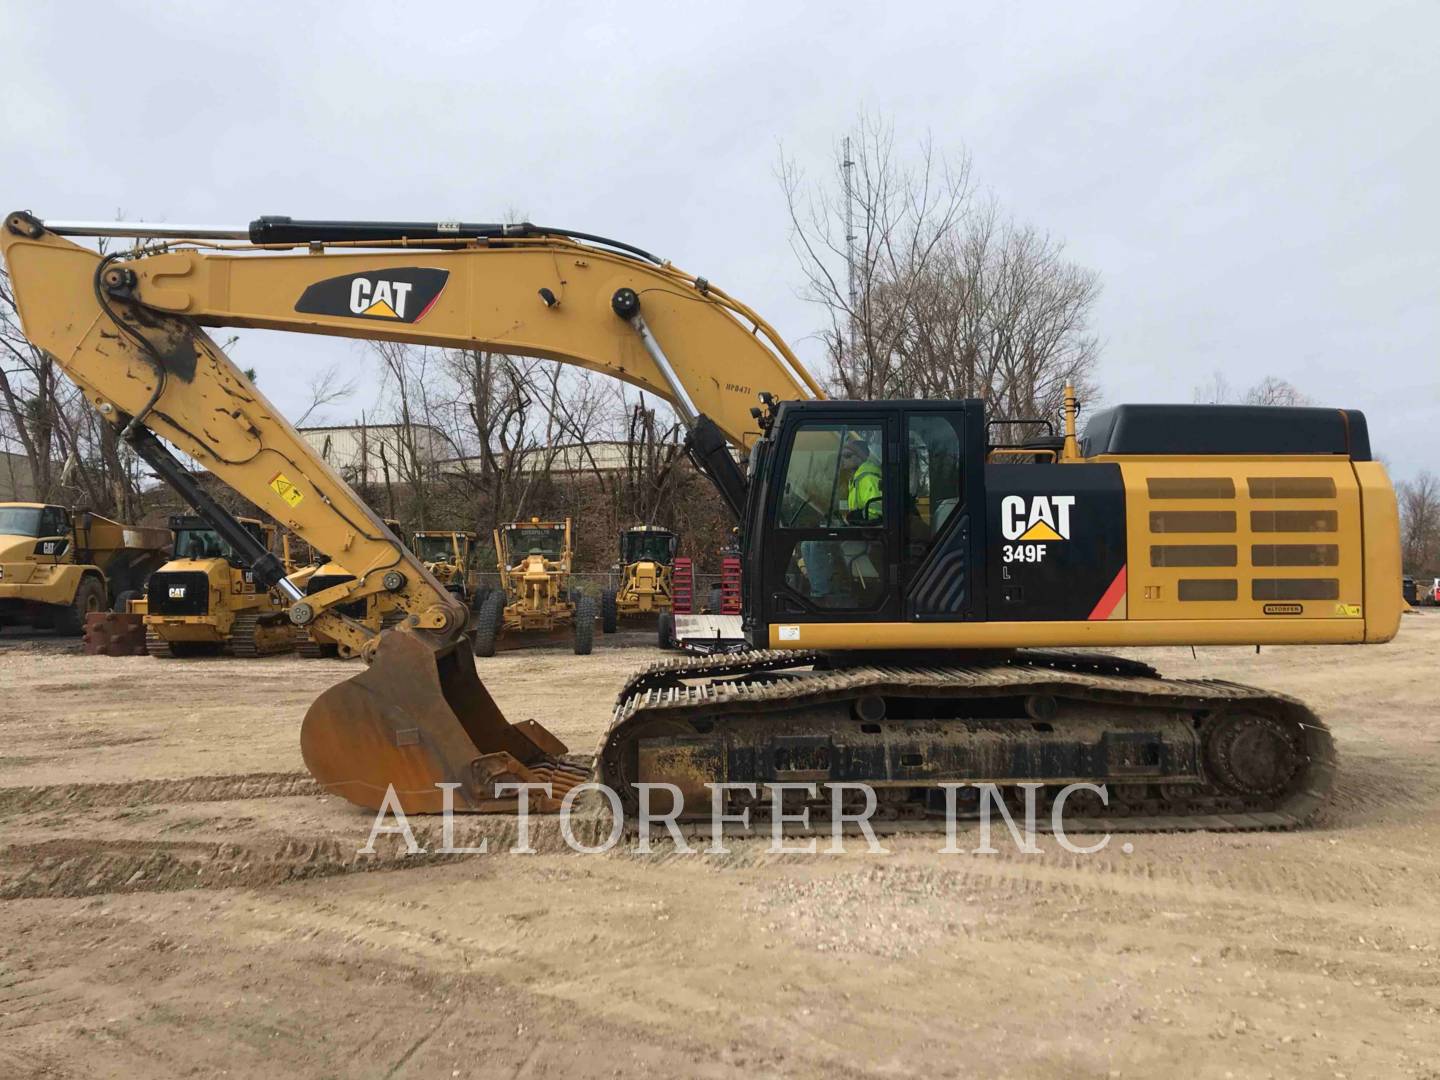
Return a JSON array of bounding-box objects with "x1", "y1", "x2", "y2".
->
[
  {"x1": 300, "y1": 627, "x2": 588, "y2": 813},
  {"x1": 1203, "y1": 712, "x2": 1304, "y2": 798}
]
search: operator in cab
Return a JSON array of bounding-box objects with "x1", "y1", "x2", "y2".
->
[
  {"x1": 842, "y1": 437, "x2": 882, "y2": 522},
  {"x1": 799, "y1": 433, "x2": 884, "y2": 604}
]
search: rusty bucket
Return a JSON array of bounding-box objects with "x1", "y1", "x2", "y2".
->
[{"x1": 300, "y1": 628, "x2": 589, "y2": 813}]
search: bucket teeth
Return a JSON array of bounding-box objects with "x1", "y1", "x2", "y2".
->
[{"x1": 300, "y1": 627, "x2": 584, "y2": 814}]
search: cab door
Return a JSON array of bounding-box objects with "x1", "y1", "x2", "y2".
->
[
  {"x1": 34, "y1": 505, "x2": 71, "y2": 561},
  {"x1": 760, "y1": 413, "x2": 900, "y2": 625},
  {"x1": 897, "y1": 406, "x2": 984, "y2": 621}
]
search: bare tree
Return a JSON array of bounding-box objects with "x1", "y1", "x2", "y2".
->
[
  {"x1": 371, "y1": 341, "x2": 448, "y2": 528},
  {"x1": 1399, "y1": 471, "x2": 1440, "y2": 576},
  {"x1": 294, "y1": 362, "x2": 358, "y2": 427},
  {"x1": 779, "y1": 112, "x2": 1101, "y2": 424},
  {"x1": 611, "y1": 392, "x2": 683, "y2": 525},
  {"x1": 1193, "y1": 372, "x2": 1311, "y2": 406}
]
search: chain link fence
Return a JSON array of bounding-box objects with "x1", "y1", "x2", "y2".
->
[{"x1": 470, "y1": 571, "x2": 727, "y2": 602}]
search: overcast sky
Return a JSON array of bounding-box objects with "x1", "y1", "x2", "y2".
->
[{"x1": 3, "y1": 1, "x2": 1435, "y2": 479}]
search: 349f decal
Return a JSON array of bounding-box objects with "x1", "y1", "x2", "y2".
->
[
  {"x1": 295, "y1": 268, "x2": 449, "y2": 324},
  {"x1": 985, "y1": 463, "x2": 1127, "y2": 623}
]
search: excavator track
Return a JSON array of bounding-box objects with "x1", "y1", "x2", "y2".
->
[
  {"x1": 597, "y1": 650, "x2": 1335, "y2": 832},
  {"x1": 226, "y1": 612, "x2": 296, "y2": 658}
]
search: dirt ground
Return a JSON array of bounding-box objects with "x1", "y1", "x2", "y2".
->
[{"x1": 1, "y1": 618, "x2": 1438, "y2": 1079}]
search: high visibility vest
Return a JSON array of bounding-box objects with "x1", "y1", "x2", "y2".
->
[{"x1": 847, "y1": 460, "x2": 882, "y2": 520}]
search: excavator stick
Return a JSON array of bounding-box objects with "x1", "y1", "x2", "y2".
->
[{"x1": 300, "y1": 628, "x2": 587, "y2": 813}]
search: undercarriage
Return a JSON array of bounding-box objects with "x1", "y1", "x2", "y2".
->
[{"x1": 597, "y1": 650, "x2": 1334, "y2": 830}]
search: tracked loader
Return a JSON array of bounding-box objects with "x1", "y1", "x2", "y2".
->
[
  {"x1": 0, "y1": 210, "x2": 1400, "y2": 825},
  {"x1": 139, "y1": 515, "x2": 296, "y2": 657}
]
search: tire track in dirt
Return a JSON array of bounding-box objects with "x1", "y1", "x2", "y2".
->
[
  {"x1": 0, "y1": 836, "x2": 446, "y2": 900},
  {"x1": 0, "y1": 964, "x2": 85, "y2": 1038},
  {"x1": 638, "y1": 833, "x2": 1440, "y2": 929},
  {"x1": 0, "y1": 771, "x2": 320, "y2": 817},
  {"x1": 0, "y1": 816, "x2": 618, "y2": 900}
]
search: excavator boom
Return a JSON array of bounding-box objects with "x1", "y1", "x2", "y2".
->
[{"x1": 0, "y1": 210, "x2": 818, "y2": 813}]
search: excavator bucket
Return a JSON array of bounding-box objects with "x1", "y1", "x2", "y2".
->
[{"x1": 300, "y1": 629, "x2": 589, "y2": 813}]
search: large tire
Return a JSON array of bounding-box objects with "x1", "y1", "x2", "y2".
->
[
  {"x1": 708, "y1": 586, "x2": 723, "y2": 614},
  {"x1": 600, "y1": 589, "x2": 618, "y2": 634},
  {"x1": 573, "y1": 595, "x2": 596, "y2": 655},
  {"x1": 112, "y1": 589, "x2": 142, "y2": 614},
  {"x1": 58, "y1": 576, "x2": 106, "y2": 635},
  {"x1": 657, "y1": 610, "x2": 676, "y2": 650},
  {"x1": 473, "y1": 592, "x2": 504, "y2": 658}
]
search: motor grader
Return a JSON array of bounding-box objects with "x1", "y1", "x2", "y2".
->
[
  {"x1": 474, "y1": 518, "x2": 594, "y2": 656},
  {"x1": 137, "y1": 515, "x2": 297, "y2": 657},
  {"x1": 413, "y1": 530, "x2": 484, "y2": 607},
  {"x1": 0, "y1": 502, "x2": 170, "y2": 633},
  {"x1": 600, "y1": 525, "x2": 677, "y2": 633},
  {"x1": 0, "y1": 210, "x2": 1402, "y2": 828}
]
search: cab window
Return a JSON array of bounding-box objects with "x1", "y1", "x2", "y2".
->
[
  {"x1": 775, "y1": 423, "x2": 884, "y2": 529},
  {"x1": 905, "y1": 415, "x2": 965, "y2": 559},
  {"x1": 39, "y1": 506, "x2": 68, "y2": 537}
]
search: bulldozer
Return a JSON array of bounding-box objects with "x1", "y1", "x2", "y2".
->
[
  {"x1": 0, "y1": 502, "x2": 170, "y2": 633},
  {"x1": 138, "y1": 514, "x2": 297, "y2": 657},
  {"x1": 600, "y1": 525, "x2": 677, "y2": 633},
  {"x1": 0, "y1": 210, "x2": 1401, "y2": 826},
  {"x1": 474, "y1": 518, "x2": 593, "y2": 656}
]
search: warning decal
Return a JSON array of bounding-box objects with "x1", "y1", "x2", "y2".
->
[{"x1": 269, "y1": 472, "x2": 304, "y2": 508}]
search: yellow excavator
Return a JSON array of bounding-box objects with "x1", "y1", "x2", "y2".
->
[{"x1": 1, "y1": 211, "x2": 1400, "y2": 826}]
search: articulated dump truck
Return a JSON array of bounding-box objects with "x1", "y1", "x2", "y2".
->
[
  {"x1": 0, "y1": 211, "x2": 1400, "y2": 828},
  {"x1": 0, "y1": 501, "x2": 170, "y2": 633}
]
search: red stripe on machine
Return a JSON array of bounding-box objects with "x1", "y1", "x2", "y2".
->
[{"x1": 1088, "y1": 565, "x2": 1127, "y2": 621}]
